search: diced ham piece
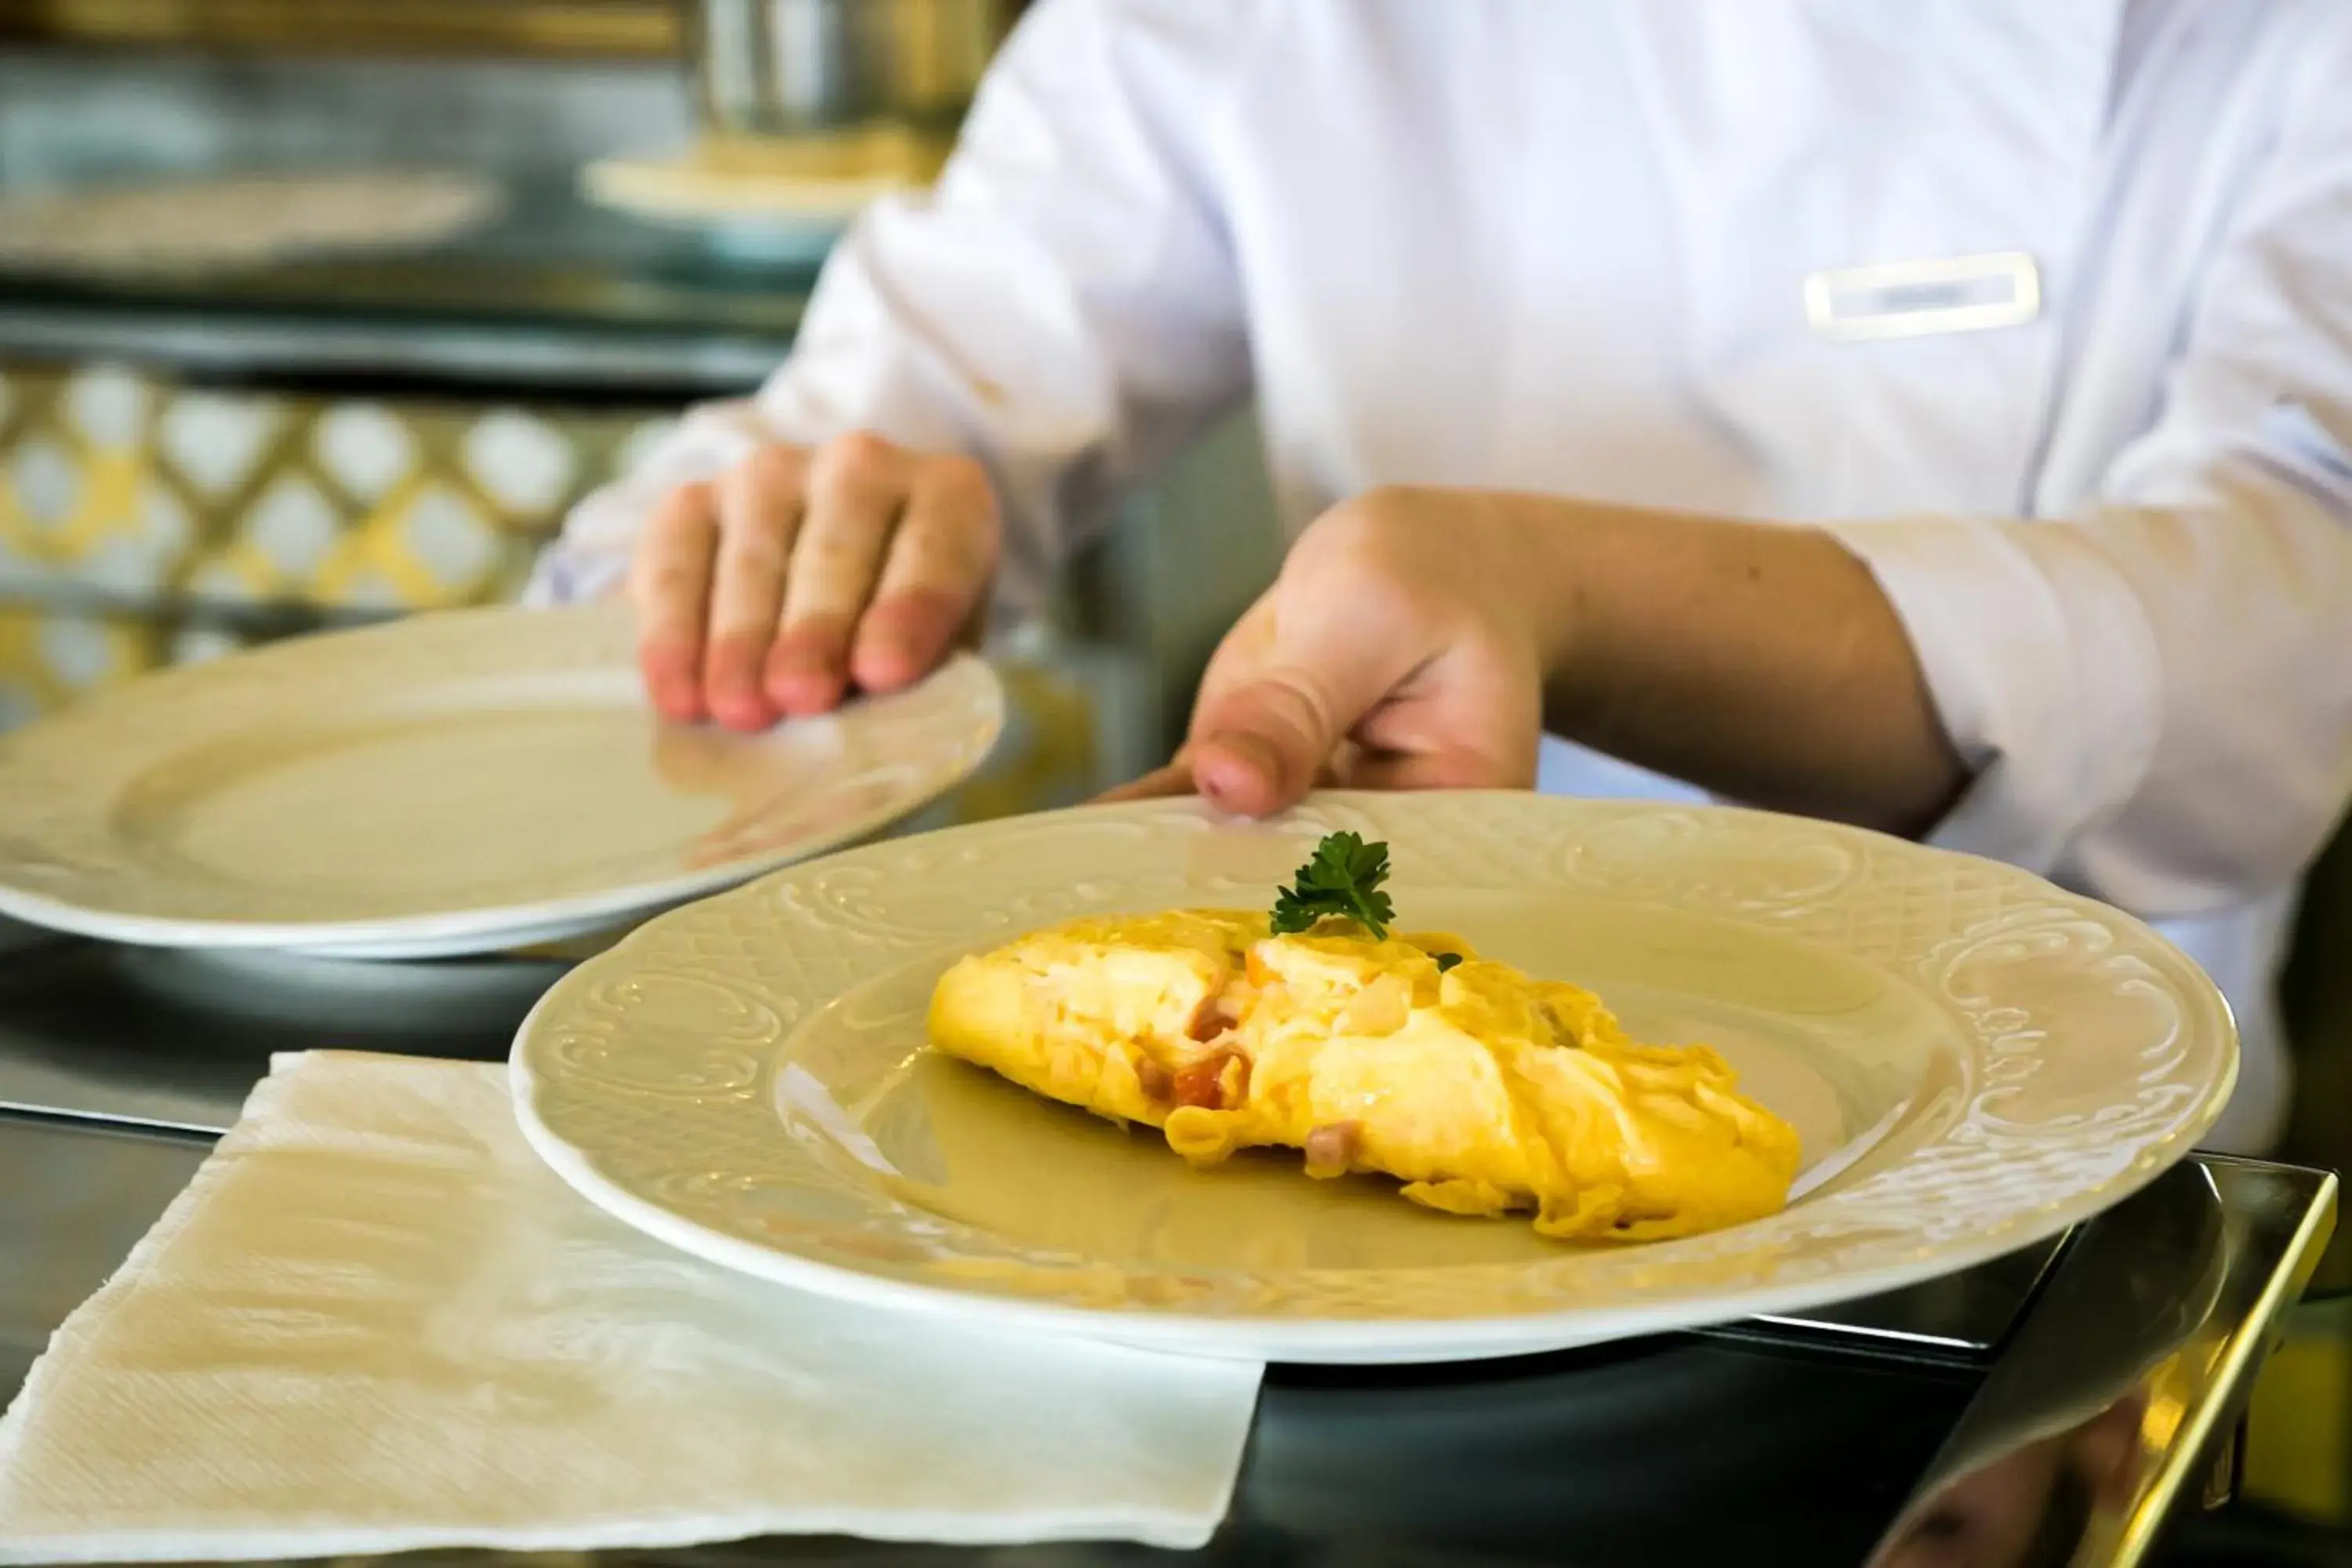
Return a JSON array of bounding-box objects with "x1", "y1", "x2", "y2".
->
[
  {"x1": 1174, "y1": 1047, "x2": 1250, "y2": 1110},
  {"x1": 1304, "y1": 1121, "x2": 1363, "y2": 1178}
]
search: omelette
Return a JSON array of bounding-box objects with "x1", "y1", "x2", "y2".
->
[{"x1": 926, "y1": 868, "x2": 1803, "y2": 1243}]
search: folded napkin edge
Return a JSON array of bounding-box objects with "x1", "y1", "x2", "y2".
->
[
  {"x1": 0, "y1": 1498, "x2": 1226, "y2": 1564},
  {"x1": 0, "y1": 1051, "x2": 1254, "y2": 1560}
]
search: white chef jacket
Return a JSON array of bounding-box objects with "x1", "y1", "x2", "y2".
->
[{"x1": 535, "y1": 0, "x2": 2352, "y2": 1153}]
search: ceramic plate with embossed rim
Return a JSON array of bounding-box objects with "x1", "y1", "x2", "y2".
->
[
  {"x1": 511, "y1": 791, "x2": 2236, "y2": 1365},
  {"x1": 0, "y1": 604, "x2": 1003, "y2": 960}
]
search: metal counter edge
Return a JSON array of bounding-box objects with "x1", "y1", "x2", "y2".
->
[{"x1": 1868, "y1": 1156, "x2": 2339, "y2": 1567}]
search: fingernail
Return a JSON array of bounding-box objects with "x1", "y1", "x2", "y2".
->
[
  {"x1": 849, "y1": 640, "x2": 917, "y2": 693},
  {"x1": 711, "y1": 696, "x2": 775, "y2": 732},
  {"x1": 768, "y1": 668, "x2": 847, "y2": 717},
  {"x1": 1196, "y1": 733, "x2": 1283, "y2": 815}
]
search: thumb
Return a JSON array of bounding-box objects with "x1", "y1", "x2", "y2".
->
[{"x1": 1188, "y1": 601, "x2": 1425, "y2": 819}]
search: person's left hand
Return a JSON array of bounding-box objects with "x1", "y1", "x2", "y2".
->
[
  {"x1": 1101, "y1": 488, "x2": 1559, "y2": 817},
  {"x1": 1102, "y1": 483, "x2": 1965, "y2": 833}
]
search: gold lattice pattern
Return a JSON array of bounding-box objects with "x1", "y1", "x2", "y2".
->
[
  {"x1": 0, "y1": 360, "x2": 669, "y2": 609},
  {"x1": 0, "y1": 358, "x2": 1134, "y2": 815},
  {"x1": 0, "y1": 358, "x2": 675, "y2": 706},
  {"x1": 0, "y1": 610, "x2": 155, "y2": 729}
]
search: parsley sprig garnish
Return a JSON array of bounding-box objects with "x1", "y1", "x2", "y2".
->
[{"x1": 1270, "y1": 831, "x2": 1397, "y2": 939}]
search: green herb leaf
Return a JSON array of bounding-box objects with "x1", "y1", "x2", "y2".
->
[
  {"x1": 1270, "y1": 831, "x2": 1396, "y2": 939},
  {"x1": 1434, "y1": 952, "x2": 1464, "y2": 973}
]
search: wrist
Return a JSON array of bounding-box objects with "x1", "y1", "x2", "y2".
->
[{"x1": 1490, "y1": 494, "x2": 1606, "y2": 727}]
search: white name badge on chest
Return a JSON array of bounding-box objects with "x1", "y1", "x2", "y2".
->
[{"x1": 1803, "y1": 251, "x2": 2042, "y2": 342}]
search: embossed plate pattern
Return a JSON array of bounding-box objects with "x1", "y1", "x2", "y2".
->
[
  {"x1": 512, "y1": 792, "x2": 2236, "y2": 1364},
  {"x1": 0, "y1": 604, "x2": 1004, "y2": 958}
]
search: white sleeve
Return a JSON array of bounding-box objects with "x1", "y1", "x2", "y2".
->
[
  {"x1": 1823, "y1": 26, "x2": 2352, "y2": 920},
  {"x1": 527, "y1": 0, "x2": 1261, "y2": 622}
]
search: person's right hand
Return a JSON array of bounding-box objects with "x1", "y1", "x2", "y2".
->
[
  {"x1": 1100, "y1": 486, "x2": 1557, "y2": 817},
  {"x1": 628, "y1": 432, "x2": 1000, "y2": 731}
]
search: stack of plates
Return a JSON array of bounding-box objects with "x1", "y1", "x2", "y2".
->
[
  {"x1": 0, "y1": 604, "x2": 1004, "y2": 960},
  {"x1": 582, "y1": 129, "x2": 942, "y2": 263}
]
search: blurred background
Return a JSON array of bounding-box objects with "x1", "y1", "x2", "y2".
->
[
  {"x1": 0, "y1": 0, "x2": 1285, "y2": 822},
  {"x1": 1, "y1": 5, "x2": 2350, "y2": 1550}
]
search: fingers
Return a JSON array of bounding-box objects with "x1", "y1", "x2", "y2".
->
[
  {"x1": 630, "y1": 434, "x2": 1002, "y2": 728},
  {"x1": 629, "y1": 481, "x2": 720, "y2": 722},
  {"x1": 1185, "y1": 591, "x2": 1430, "y2": 819},
  {"x1": 703, "y1": 446, "x2": 804, "y2": 730},
  {"x1": 1346, "y1": 641, "x2": 1544, "y2": 793},
  {"x1": 1093, "y1": 751, "x2": 1359, "y2": 810},
  {"x1": 769, "y1": 434, "x2": 905, "y2": 717},
  {"x1": 1341, "y1": 746, "x2": 1519, "y2": 793},
  {"x1": 1092, "y1": 757, "x2": 1197, "y2": 804},
  {"x1": 852, "y1": 455, "x2": 999, "y2": 693}
]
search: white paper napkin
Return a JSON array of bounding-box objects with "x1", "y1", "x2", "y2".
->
[{"x1": 0, "y1": 1051, "x2": 1263, "y2": 1563}]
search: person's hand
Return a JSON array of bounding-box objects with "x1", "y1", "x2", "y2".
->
[
  {"x1": 1102, "y1": 488, "x2": 1562, "y2": 817},
  {"x1": 629, "y1": 433, "x2": 1000, "y2": 731},
  {"x1": 1102, "y1": 484, "x2": 1964, "y2": 835}
]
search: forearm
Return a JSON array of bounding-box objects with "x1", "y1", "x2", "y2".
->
[{"x1": 1528, "y1": 499, "x2": 1967, "y2": 836}]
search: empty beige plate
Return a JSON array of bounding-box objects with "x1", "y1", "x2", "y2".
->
[
  {"x1": 512, "y1": 792, "x2": 2237, "y2": 1365},
  {"x1": 0, "y1": 604, "x2": 1003, "y2": 958}
]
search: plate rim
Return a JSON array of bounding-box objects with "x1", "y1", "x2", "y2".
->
[
  {"x1": 510, "y1": 789, "x2": 2239, "y2": 1364},
  {"x1": 0, "y1": 606, "x2": 1006, "y2": 954}
]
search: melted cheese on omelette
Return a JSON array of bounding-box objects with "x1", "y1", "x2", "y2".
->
[{"x1": 925, "y1": 909, "x2": 1801, "y2": 1241}]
